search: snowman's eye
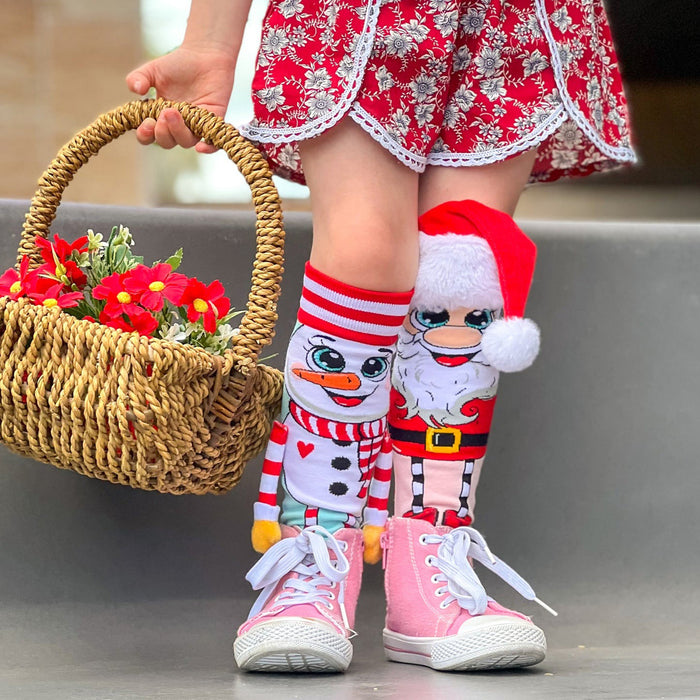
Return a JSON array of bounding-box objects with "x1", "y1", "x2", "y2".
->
[
  {"x1": 416, "y1": 310, "x2": 449, "y2": 328},
  {"x1": 310, "y1": 346, "x2": 345, "y2": 372},
  {"x1": 465, "y1": 310, "x2": 493, "y2": 331},
  {"x1": 361, "y1": 356, "x2": 389, "y2": 379}
]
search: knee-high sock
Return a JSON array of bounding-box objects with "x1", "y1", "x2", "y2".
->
[
  {"x1": 254, "y1": 262, "x2": 412, "y2": 536},
  {"x1": 387, "y1": 199, "x2": 539, "y2": 528}
]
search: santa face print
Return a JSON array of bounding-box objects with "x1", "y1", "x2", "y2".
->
[
  {"x1": 285, "y1": 324, "x2": 393, "y2": 422},
  {"x1": 392, "y1": 305, "x2": 501, "y2": 426}
]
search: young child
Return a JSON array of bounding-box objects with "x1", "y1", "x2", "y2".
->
[{"x1": 127, "y1": 0, "x2": 635, "y2": 673}]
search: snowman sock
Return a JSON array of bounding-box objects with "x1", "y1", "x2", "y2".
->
[{"x1": 253, "y1": 262, "x2": 412, "y2": 540}]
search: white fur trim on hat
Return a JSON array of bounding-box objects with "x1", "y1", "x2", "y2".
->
[
  {"x1": 413, "y1": 233, "x2": 504, "y2": 312},
  {"x1": 480, "y1": 318, "x2": 540, "y2": 373}
]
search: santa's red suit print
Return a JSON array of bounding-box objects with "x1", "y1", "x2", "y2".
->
[{"x1": 388, "y1": 200, "x2": 541, "y2": 528}]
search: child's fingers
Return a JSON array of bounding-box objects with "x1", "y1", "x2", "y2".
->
[
  {"x1": 126, "y1": 68, "x2": 152, "y2": 96},
  {"x1": 135, "y1": 118, "x2": 157, "y2": 146},
  {"x1": 195, "y1": 141, "x2": 218, "y2": 154},
  {"x1": 154, "y1": 109, "x2": 200, "y2": 150}
]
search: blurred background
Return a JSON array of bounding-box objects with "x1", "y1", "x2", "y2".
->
[{"x1": 1, "y1": 0, "x2": 699, "y2": 219}]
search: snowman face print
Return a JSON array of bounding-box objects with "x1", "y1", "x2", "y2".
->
[{"x1": 286, "y1": 325, "x2": 393, "y2": 422}]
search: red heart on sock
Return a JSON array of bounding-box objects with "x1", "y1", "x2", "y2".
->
[{"x1": 297, "y1": 441, "x2": 314, "y2": 458}]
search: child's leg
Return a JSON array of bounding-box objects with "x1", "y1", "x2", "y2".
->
[
  {"x1": 235, "y1": 119, "x2": 418, "y2": 673},
  {"x1": 383, "y1": 153, "x2": 554, "y2": 672},
  {"x1": 418, "y1": 149, "x2": 537, "y2": 217}
]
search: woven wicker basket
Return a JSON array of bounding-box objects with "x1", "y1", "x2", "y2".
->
[{"x1": 0, "y1": 99, "x2": 285, "y2": 494}]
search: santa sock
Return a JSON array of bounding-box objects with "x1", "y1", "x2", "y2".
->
[
  {"x1": 254, "y1": 262, "x2": 412, "y2": 540},
  {"x1": 388, "y1": 199, "x2": 540, "y2": 528}
]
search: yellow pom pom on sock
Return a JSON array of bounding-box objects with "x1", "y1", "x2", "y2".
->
[
  {"x1": 251, "y1": 520, "x2": 281, "y2": 553},
  {"x1": 362, "y1": 524, "x2": 385, "y2": 564}
]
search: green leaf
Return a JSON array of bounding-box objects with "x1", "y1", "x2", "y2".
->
[{"x1": 164, "y1": 248, "x2": 183, "y2": 272}]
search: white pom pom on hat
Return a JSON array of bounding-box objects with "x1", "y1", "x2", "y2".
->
[{"x1": 416, "y1": 200, "x2": 540, "y2": 372}]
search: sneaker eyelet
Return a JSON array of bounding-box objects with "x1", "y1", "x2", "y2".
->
[
  {"x1": 325, "y1": 602, "x2": 334, "y2": 610},
  {"x1": 418, "y1": 534, "x2": 428, "y2": 545},
  {"x1": 424, "y1": 555, "x2": 435, "y2": 567},
  {"x1": 430, "y1": 574, "x2": 440, "y2": 584},
  {"x1": 327, "y1": 591, "x2": 336, "y2": 600},
  {"x1": 439, "y1": 600, "x2": 450, "y2": 610}
]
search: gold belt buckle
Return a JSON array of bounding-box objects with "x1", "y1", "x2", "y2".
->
[{"x1": 425, "y1": 427, "x2": 461, "y2": 454}]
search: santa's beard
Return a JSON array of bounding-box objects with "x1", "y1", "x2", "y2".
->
[{"x1": 391, "y1": 327, "x2": 499, "y2": 426}]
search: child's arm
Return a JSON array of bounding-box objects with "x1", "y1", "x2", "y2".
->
[{"x1": 126, "y1": 0, "x2": 252, "y2": 152}]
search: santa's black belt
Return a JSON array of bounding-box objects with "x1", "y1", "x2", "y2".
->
[{"x1": 389, "y1": 426, "x2": 489, "y2": 455}]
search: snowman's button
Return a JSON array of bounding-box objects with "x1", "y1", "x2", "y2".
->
[
  {"x1": 332, "y1": 439, "x2": 352, "y2": 447},
  {"x1": 329, "y1": 482, "x2": 349, "y2": 496},
  {"x1": 331, "y1": 456, "x2": 351, "y2": 471}
]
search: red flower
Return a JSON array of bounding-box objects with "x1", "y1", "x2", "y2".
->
[
  {"x1": 93, "y1": 272, "x2": 142, "y2": 318},
  {"x1": 35, "y1": 233, "x2": 89, "y2": 264},
  {"x1": 123, "y1": 263, "x2": 188, "y2": 312},
  {"x1": 34, "y1": 234, "x2": 88, "y2": 287},
  {"x1": 0, "y1": 256, "x2": 37, "y2": 299},
  {"x1": 98, "y1": 309, "x2": 159, "y2": 337},
  {"x1": 28, "y1": 282, "x2": 83, "y2": 310},
  {"x1": 180, "y1": 278, "x2": 230, "y2": 333}
]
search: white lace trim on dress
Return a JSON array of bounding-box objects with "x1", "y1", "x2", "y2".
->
[
  {"x1": 348, "y1": 104, "x2": 428, "y2": 173},
  {"x1": 238, "y1": 0, "x2": 383, "y2": 144},
  {"x1": 533, "y1": 0, "x2": 637, "y2": 164}
]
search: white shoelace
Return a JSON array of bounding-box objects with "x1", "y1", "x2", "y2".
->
[
  {"x1": 421, "y1": 526, "x2": 558, "y2": 617},
  {"x1": 245, "y1": 525, "x2": 352, "y2": 629}
]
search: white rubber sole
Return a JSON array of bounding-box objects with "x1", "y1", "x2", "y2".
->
[
  {"x1": 234, "y1": 618, "x2": 352, "y2": 673},
  {"x1": 383, "y1": 616, "x2": 546, "y2": 671}
]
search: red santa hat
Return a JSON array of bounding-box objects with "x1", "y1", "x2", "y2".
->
[{"x1": 414, "y1": 199, "x2": 540, "y2": 373}]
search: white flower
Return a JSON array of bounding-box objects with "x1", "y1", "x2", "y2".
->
[
  {"x1": 428, "y1": 0, "x2": 449, "y2": 12},
  {"x1": 526, "y1": 16, "x2": 542, "y2": 37},
  {"x1": 485, "y1": 27, "x2": 507, "y2": 47},
  {"x1": 558, "y1": 44, "x2": 573, "y2": 67},
  {"x1": 434, "y1": 11, "x2": 458, "y2": 38},
  {"x1": 279, "y1": 0, "x2": 303, "y2": 18},
  {"x1": 410, "y1": 73, "x2": 438, "y2": 103},
  {"x1": 384, "y1": 30, "x2": 416, "y2": 57},
  {"x1": 550, "y1": 8, "x2": 572, "y2": 32},
  {"x1": 304, "y1": 68, "x2": 332, "y2": 92},
  {"x1": 376, "y1": 65, "x2": 395, "y2": 91},
  {"x1": 480, "y1": 77, "x2": 506, "y2": 101},
  {"x1": 478, "y1": 122, "x2": 503, "y2": 145},
  {"x1": 587, "y1": 77, "x2": 602, "y2": 101},
  {"x1": 430, "y1": 137, "x2": 450, "y2": 153},
  {"x1": 474, "y1": 47, "x2": 503, "y2": 78},
  {"x1": 261, "y1": 28, "x2": 290, "y2": 56},
  {"x1": 277, "y1": 144, "x2": 300, "y2": 170},
  {"x1": 523, "y1": 50, "x2": 548, "y2": 77},
  {"x1": 402, "y1": 18, "x2": 429, "y2": 43},
  {"x1": 414, "y1": 102, "x2": 435, "y2": 128},
  {"x1": 461, "y1": 8, "x2": 486, "y2": 35},
  {"x1": 555, "y1": 122, "x2": 583, "y2": 148},
  {"x1": 452, "y1": 85, "x2": 476, "y2": 112},
  {"x1": 391, "y1": 109, "x2": 411, "y2": 135},
  {"x1": 442, "y1": 102, "x2": 460, "y2": 129},
  {"x1": 256, "y1": 85, "x2": 285, "y2": 111},
  {"x1": 336, "y1": 55, "x2": 354, "y2": 79},
  {"x1": 305, "y1": 91, "x2": 335, "y2": 119},
  {"x1": 551, "y1": 147, "x2": 578, "y2": 170},
  {"x1": 452, "y1": 45, "x2": 472, "y2": 71},
  {"x1": 161, "y1": 323, "x2": 189, "y2": 343}
]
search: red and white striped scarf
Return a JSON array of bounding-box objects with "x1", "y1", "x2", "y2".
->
[
  {"x1": 289, "y1": 400, "x2": 385, "y2": 487},
  {"x1": 289, "y1": 400, "x2": 386, "y2": 441}
]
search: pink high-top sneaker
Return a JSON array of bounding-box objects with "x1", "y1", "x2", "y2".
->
[
  {"x1": 382, "y1": 517, "x2": 556, "y2": 671},
  {"x1": 233, "y1": 525, "x2": 364, "y2": 672}
]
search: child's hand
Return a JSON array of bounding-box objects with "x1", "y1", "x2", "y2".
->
[{"x1": 126, "y1": 46, "x2": 236, "y2": 153}]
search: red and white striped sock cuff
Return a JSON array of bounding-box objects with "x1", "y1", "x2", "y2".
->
[{"x1": 298, "y1": 262, "x2": 413, "y2": 346}]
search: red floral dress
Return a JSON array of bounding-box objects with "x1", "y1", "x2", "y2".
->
[{"x1": 239, "y1": 0, "x2": 636, "y2": 185}]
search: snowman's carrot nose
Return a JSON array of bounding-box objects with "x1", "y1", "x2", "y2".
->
[{"x1": 293, "y1": 368, "x2": 361, "y2": 390}]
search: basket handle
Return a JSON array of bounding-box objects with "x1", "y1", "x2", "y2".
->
[{"x1": 18, "y1": 99, "x2": 285, "y2": 373}]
